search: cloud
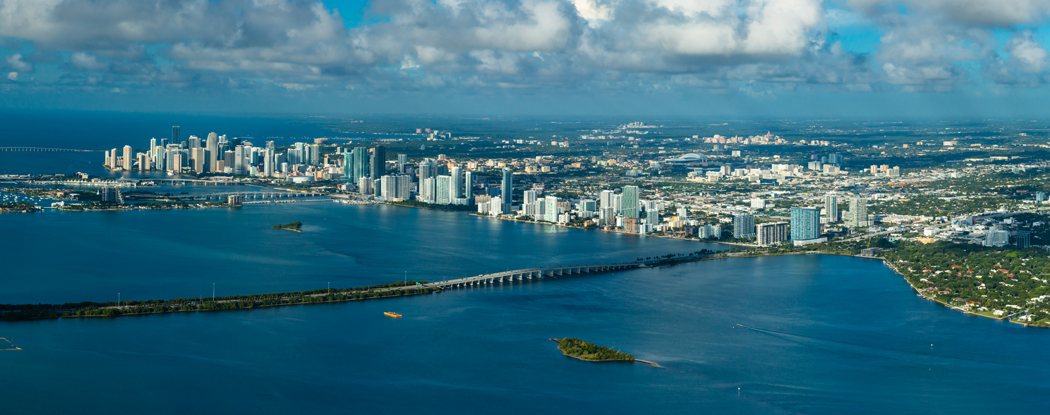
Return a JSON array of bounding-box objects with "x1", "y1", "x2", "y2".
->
[
  {"x1": 6, "y1": 71, "x2": 16, "y2": 81},
  {"x1": 0, "y1": 0, "x2": 1044, "y2": 100},
  {"x1": 847, "y1": 0, "x2": 1050, "y2": 27},
  {"x1": 5, "y1": 53, "x2": 32, "y2": 72}
]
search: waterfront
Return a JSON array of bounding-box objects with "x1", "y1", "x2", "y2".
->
[{"x1": 2, "y1": 205, "x2": 1049, "y2": 414}]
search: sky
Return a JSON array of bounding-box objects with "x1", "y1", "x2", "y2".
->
[{"x1": 2, "y1": 0, "x2": 1050, "y2": 118}]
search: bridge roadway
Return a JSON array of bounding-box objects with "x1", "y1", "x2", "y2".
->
[
  {"x1": 418, "y1": 262, "x2": 646, "y2": 289},
  {"x1": 171, "y1": 191, "x2": 324, "y2": 201},
  {"x1": 0, "y1": 147, "x2": 96, "y2": 152}
]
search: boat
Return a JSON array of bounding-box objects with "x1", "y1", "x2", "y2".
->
[{"x1": 384, "y1": 311, "x2": 402, "y2": 318}]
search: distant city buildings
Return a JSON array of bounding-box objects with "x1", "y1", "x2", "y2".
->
[
  {"x1": 733, "y1": 213, "x2": 755, "y2": 239},
  {"x1": 790, "y1": 207, "x2": 821, "y2": 241},
  {"x1": 845, "y1": 196, "x2": 869, "y2": 227},
  {"x1": 757, "y1": 222, "x2": 789, "y2": 246}
]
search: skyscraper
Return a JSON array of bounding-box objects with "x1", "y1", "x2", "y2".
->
[
  {"x1": 206, "y1": 133, "x2": 218, "y2": 172},
  {"x1": 398, "y1": 154, "x2": 408, "y2": 174},
  {"x1": 622, "y1": 186, "x2": 639, "y2": 219},
  {"x1": 733, "y1": 213, "x2": 755, "y2": 239},
  {"x1": 265, "y1": 145, "x2": 275, "y2": 177},
  {"x1": 450, "y1": 166, "x2": 463, "y2": 199},
  {"x1": 545, "y1": 197, "x2": 559, "y2": 222},
  {"x1": 171, "y1": 126, "x2": 180, "y2": 146},
  {"x1": 501, "y1": 168, "x2": 512, "y2": 213},
  {"x1": 436, "y1": 175, "x2": 451, "y2": 204},
  {"x1": 122, "y1": 145, "x2": 133, "y2": 170},
  {"x1": 370, "y1": 145, "x2": 386, "y2": 180},
  {"x1": 343, "y1": 151, "x2": 353, "y2": 181},
  {"x1": 234, "y1": 145, "x2": 244, "y2": 175},
  {"x1": 353, "y1": 147, "x2": 369, "y2": 184},
  {"x1": 599, "y1": 190, "x2": 614, "y2": 211},
  {"x1": 380, "y1": 175, "x2": 396, "y2": 201},
  {"x1": 790, "y1": 207, "x2": 822, "y2": 241},
  {"x1": 417, "y1": 159, "x2": 435, "y2": 182},
  {"x1": 464, "y1": 171, "x2": 474, "y2": 203},
  {"x1": 824, "y1": 195, "x2": 839, "y2": 222},
  {"x1": 191, "y1": 148, "x2": 206, "y2": 173},
  {"x1": 846, "y1": 196, "x2": 869, "y2": 227}
]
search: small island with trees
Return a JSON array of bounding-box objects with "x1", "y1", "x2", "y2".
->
[
  {"x1": 551, "y1": 338, "x2": 659, "y2": 366},
  {"x1": 272, "y1": 221, "x2": 303, "y2": 232}
]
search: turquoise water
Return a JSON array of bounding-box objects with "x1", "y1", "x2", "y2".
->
[{"x1": 1, "y1": 204, "x2": 1048, "y2": 414}]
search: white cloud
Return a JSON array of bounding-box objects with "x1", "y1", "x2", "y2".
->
[
  {"x1": 5, "y1": 53, "x2": 32, "y2": 72},
  {"x1": 0, "y1": 0, "x2": 1042, "y2": 96},
  {"x1": 7, "y1": 71, "x2": 16, "y2": 81}
]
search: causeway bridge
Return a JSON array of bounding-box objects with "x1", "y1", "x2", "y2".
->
[
  {"x1": 171, "y1": 191, "x2": 325, "y2": 201},
  {"x1": 423, "y1": 262, "x2": 645, "y2": 289},
  {"x1": 0, "y1": 147, "x2": 96, "y2": 152}
]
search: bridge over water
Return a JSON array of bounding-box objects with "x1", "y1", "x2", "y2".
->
[
  {"x1": 170, "y1": 191, "x2": 325, "y2": 201},
  {"x1": 423, "y1": 262, "x2": 645, "y2": 289},
  {"x1": 0, "y1": 147, "x2": 96, "y2": 152}
]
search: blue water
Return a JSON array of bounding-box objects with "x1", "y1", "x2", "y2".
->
[{"x1": 1, "y1": 205, "x2": 1048, "y2": 414}]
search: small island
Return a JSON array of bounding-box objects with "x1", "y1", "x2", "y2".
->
[
  {"x1": 272, "y1": 221, "x2": 303, "y2": 232},
  {"x1": 550, "y1": 337, "x2": 632, "y2": 362}
]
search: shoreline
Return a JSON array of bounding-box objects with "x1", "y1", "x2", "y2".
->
[{"x1": 874, "y1": 257, "x2": 1034, "y2": 325}]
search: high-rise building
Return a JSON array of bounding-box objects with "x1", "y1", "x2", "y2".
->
[
  {"x1": 172, "y1": 153, "x2": 183, "y2": 174},
  {"x1": 396, "y1": 174, "x2": 411, "y2": 200},
  {"x1": 420, "y1": 177, "x2": 435, "y2": 203},
  {"x1": 524, "y1": 190, "x2": 537, "y2": 205},
  {"x1": 308, "y1": 144, "x2": 320, "y2": 166},
  {"x1": 451, "y1": 166, "x2": 463, "y2": 199},
  {"x1": 417, "y1": 159, "x2": 435, "y2": 182},
  {"x1": 206, "y1": 133, "x2": 218, "y2": 172},
  {"x1": 353, "y1": 147, "x2": 369, "y2": 184},
  {"x1": 234, "y1": 145, "x2": 244, "y2": 175},
  {"x1": 265, "y1": 146, "x2": 275, "y2": 177},
  {"x1": 191, "y1": 148, "x2": 206, "y2": 173},
  {"x1": 985, "y1": 230, "x2": 1009, "y2": 247},
  {"x1": 824, "y1": 195, "x2": 839, "y2": 222},
  {"x1": 109, "y1": 148, "x2": 118, "y2": 169},
  {"x1": 622, "y1": 186, "x2": 639, "y2": 219},
  {"x1": 436, "y1": 175, "x2": 452, "y2": 204},
  {"x1": 358, "y1": 176, "x2": 372, "y2": 195},
  {"x1": 790, "y1": 207, "x2": 822, "y2": 241},
  {"x1": 171, "y1": 126, "x2": 181, "y2": 146},
  {"x1": 599, "y1": 190, "x2": 614, "y2": 211},
  {"x1": 370, "y1": 145, "x2": 386, "y2": 180},
  {"x1": 846, "y1": 196, "x2": 869, "y2": 227},
  {"x1": 580, "y1": 199, "x2": 596, "y2": 213},
  {"x1": 122, "y1": 145, "x2": 133, "y2": 170},
  {"x1": 545, "y1": 197, "x2": 559, "y2": 222},
  {"x1": 100, "y1": 187, "x2": 123, "y2": 204},
  {"x1": 398, "y1": 154, "x2": 408, "y2": 173},
  {"x1": 757, "y1": 222, "x2": 789, "y2": 246},
  {"x1": 223, "y1": 150, "x2": 235, "y2": 173},
  {"x1": 380, "y1": 175, "x2": 397, "y2": 201},
  {"x1": 464, "y1": 171, "x2": 474, "y2": 203},
  {"x1": 501, "y1": 168, "x2": 513, "y2": 213},
  {"x1": 1017, "y1": 231, "x2": 1032, "y2": 248},
  {"x1": 733, "y1": 213, "x2": 755, "y2": 239}
]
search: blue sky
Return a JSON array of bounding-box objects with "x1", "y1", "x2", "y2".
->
[{"x1": 2, "y1": 0, "x2": 1050, "y2": 117}]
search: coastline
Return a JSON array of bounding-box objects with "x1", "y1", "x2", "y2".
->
[{"x1": 874, "y1": 257, "x2": 1033, "y2": 325}]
